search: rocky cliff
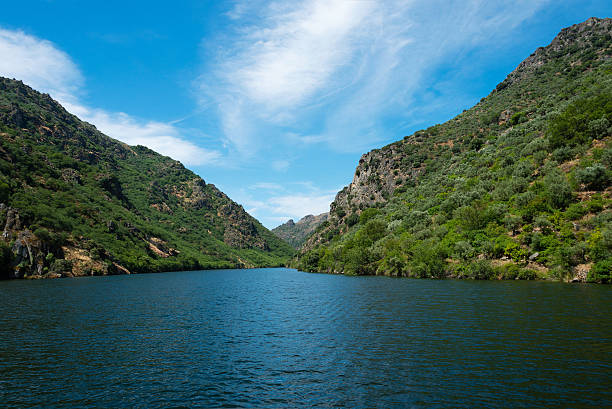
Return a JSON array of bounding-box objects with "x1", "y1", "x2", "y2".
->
[{"x1": 295, "y1": 18, "x2": 612, "y2": 283}]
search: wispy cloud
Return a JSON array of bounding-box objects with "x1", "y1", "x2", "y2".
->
[
  {"x1": 240, "y1": 181, "x2": 337, "y2": 228},
  {"x1": 0, "y1": 28, "x2": 83, "y2": 104},
  {"x1": 271, "y1": 160, "x2": 290, "y2": 172},
  {"x1": 200, "y1": 0, "x2": 549, "y2": 155},
  {"x1": 250, "y1": 182, "x2": 284, "y2": 191},
  {"x1": 0, "y1": 28, "x2": 221, "y2": 166},
  {"x1": 228, "y1": 0, "x2": 375, "y2": 110},
  {"x1": 268, "y1": 192, "x2": 334, "y2": 218}
]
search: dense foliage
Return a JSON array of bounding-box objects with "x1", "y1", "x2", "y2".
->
[
  {"x1": 294, "y1": 18, "x2": 612, "y2": 283},
  {"x1": 0, "y1": 78, "x2": 294, "y2": 277}
]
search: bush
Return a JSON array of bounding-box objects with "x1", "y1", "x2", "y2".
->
[
  {"x1": 454, "y1": 241, "x2": 475, "y2": 260},
  {"x1": 346, "y1": 213, "x2": 359, "y2": 227},
  {"x1": 504, "y1": 214, "x2": 522, "y2": 235},
  {"x1": 466, "y1": 259, "x2": 495, "y2": 279},
  {"x1": 575, "y1": 164, "x2": 610, "y2": 190},
  {"x1": 504, "y1": 242, "x2": 528, "y2": 262},
  {"x1": 587, "y1": 259, "x2": 612, "y2": 283},
  {"x1": 544, "y1": 171, "x2": 573, "y2": 209},
  {"x1": 408, "y1": 241, "x2": 447, "y2": 278},
  {"x1": 455, "y1": 204, "x2": 488, "y2": 230},
  {"x1": 548, "y1": 94, "x2": 612, "y2": 149},
  {"x1": 552, "y1": 146, "x2": 575, "y2": 162},
  {"x1": 33, "y1": 227, "x2": 51, "y2": 242},
  {"x1": 359, "y1": 208, "x2": 380, "y2": 225},
  {"x1": 497, "y1": 263, "x2": 538, "y2": 280},
  {"x1": 50, "y1": 259, "x2": 72, "y2": 274},
  {"x1": 0, "y1": 181, "x2": 9, "y2": 203},
  {"x1": 589, "y1": 228, "x2": 612, "y2": 261}
]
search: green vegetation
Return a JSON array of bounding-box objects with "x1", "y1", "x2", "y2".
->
[
  {"x1": 294, "y1": 18, "x2": 612, "y2": 283},
  {"x1": 0, "y1": 78, "x2": 294, "y2": 278}
]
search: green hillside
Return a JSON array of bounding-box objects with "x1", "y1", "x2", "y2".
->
[
  {"x1": 293, "y1": 17, "x2": 612, "y2": 283},
  {"x1": 0, "y1": 78, "x2": 294, "y2": 278}
]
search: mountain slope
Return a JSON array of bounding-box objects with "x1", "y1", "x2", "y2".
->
[
  {"x1": 294, "y1": 17, "x2": 612, "y2": 283},
  {"x1": 272, "y1": 212, "x2": 328, "y2": 248},
  {"x1": 0, "y1": 78, "x2": 294, "y2": 278}
]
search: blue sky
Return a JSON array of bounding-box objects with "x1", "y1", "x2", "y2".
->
[{"x1": 0, "y1": 1, "x2": 610, "y2": 228}]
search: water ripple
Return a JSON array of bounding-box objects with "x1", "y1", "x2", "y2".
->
[{"x1": 0, "y1": 269, "x2": 610, "y2": 408}]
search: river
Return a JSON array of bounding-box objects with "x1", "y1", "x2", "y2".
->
[{"x1": 0, "y1": 268, "x2": 610, "y2": 408}]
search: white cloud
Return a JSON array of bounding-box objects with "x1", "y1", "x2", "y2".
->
[
  {"x1": 268, "y1": 192, "x2": 334, "y2": 218},
  {"x1": 69, "y1": 105, "x2": 222, "y2": 166},
  {"x1": 236, "y1": 182, "x2": 337, "y2": 228},
  {"x1": 0, "y1": 28, "x2": 83, "y2": 106},
  {"x1": 202, "y1": 0, "x2": 550, "y2": 155},
  {"x1": 230, "y1": 0, "x2": 375, "y2": 110},
  {"x1": 0, "y1": 28, "x2": 221, "y2": 167}
]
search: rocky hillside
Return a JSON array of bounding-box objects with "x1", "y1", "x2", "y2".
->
[
  {"x1": 294, "y1": 17, "x2": 612, "y2": 283},
  {"x1": 272, "y1": 212, "x2": 328, "y2": 248},
  {"x1": 0, "y1": 78, "x2": 294, "y2": 278}
]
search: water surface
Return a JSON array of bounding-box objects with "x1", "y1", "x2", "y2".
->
[{"x1": 0, "y1": 268, "x2": 610, "y2": 408}]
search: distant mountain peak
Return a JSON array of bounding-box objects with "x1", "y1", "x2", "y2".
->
[{"x1": 272, "y1": 212, "x2": 328, "y2": 249}]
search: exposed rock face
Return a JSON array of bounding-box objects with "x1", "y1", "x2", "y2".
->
[
  {"x1": 301, "y1": 142, "x2": 425, "y2": 252},
  {"x1": 496, "y1": 17, "x2": 612, "y2": 91},
  {"x1": 272, "y1": 213, "x2": 329, "y2": 249},
  {"x1": 219, "y1": 202, "x2": 269, "y2": 250},
  {"x1": 2, "y1": 207, "x2": 21, "y2": 239},
  {"x1": 0, "y1": 204, "x2": 131, "y2": 279},
  {"x1": 11, "y1": 230, "x2": 43, "y2": 278},
  {"x1": 146, "y1": 237, "x2": 179, "y2": 258}
]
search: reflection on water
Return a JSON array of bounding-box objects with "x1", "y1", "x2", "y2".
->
[{"x1": 0, "y1": 268, "x2": 610, "y2": 408}]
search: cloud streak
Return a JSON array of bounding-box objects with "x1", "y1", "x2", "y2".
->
[
  {"x1": 0, "y1": 28, "x2": 221, "y2": 166},
  {"x1": 230, "y1": 0, "x2": 375, "y2": 110},
  {"x1": 201, "y1": 0, "x2": 549, "y2": 155}
]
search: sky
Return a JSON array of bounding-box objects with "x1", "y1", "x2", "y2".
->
[{"x1": 0, "y1": 1, "x2": 610, "y2": 228}]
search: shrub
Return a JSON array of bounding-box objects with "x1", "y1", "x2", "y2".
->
[
  {"x1": 346, "y1": 213, "x2": 359, "y2": 227},
  {"x1": 544, "y1": 171, "x2": 573, "y2": 209},
  {"x1": 587, "y1": 259, "x2": 612, "y2": 283},
  {"x1": 359, "y1": 208, "x2": 380, "y2": 225},
  {"x1": 454, "y1": 241, "x2": 475, "y2": 260},
  {"x1": 575, "y1": 164, "x2": 610, "y2": 190},
  {"x1": 49, "y1": 259, "x2": 72, "y2": 274},
  {"x1": 504, "y1": 242, "x2": 528, "y2": 262},
  {"x1": 0, "y1": 181, "x2": 9, "y2": 203},
  {"x1": 33, "y1": 227, "x2": 51, "y2": 242},
  {"x1": 552, "y1": 146, "x2": 575, "y2": 162},
  {"x1": 468, "y1": 259, "x2": 495, "y2": 279},
  {"x1": 589, "y1": 228, "x2": 612, "y2": 261},
  {"x1": 504, "y1": 214, "x2": 522, "y2": 235},
  {"x1": 548, "y1": 94, "x2": 612, "y2": 149}
]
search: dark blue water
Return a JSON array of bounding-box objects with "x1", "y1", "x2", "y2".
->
[{"x1": 0, "y1": 268, "x2": 610, "y2": 408}]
